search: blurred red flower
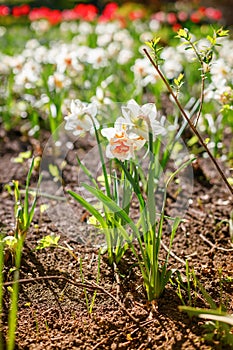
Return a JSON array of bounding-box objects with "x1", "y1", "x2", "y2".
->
[
  {"x1": 29, "y1": 7, "x2": 62, "y2": 24},
  {"x1": 99, "y1": 2, "x2": 118, "y2": 21},
  {"x1": 205, "y1": 7, "x2": 222, "y2": 20},
  {"x1": 73, "y1": 4, "x2": 98, "y2": 21},
  {"x1": 190, "y1": 11, "x2": 202, "y2": 23},
  {"x1": 167, "y1": 12, "x2": 177, "y2": 25},
  {"x1": 12, "y1": 4, "x2": 30, "y2": 17},
  {"x1": 129, "y1": 9, "x2": 146, "y2": 21},
  {"x1": 0, "y1": 5, "x2": 10, "y2": 16}
]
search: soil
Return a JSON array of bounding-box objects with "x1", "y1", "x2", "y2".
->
[{"x1": 0, "y1": 125, "x2": 233, "y2": 350}]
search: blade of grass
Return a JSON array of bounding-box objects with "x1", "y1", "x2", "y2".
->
[
  {"x1": 7, "y1": 237, "x2": 23, "y2": 350},
  {"x1": 68, "y1": 190, "x2": 107, "y2": 228},
  {"x1": 0, "y1": 235, "x2": 4, "y2": 350},
  {"x1": 76, "y1": 155, "x2": 98, "y2": 188}
]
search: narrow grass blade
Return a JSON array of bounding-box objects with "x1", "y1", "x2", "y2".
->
[
  {"x1": 0, "y1": 235, "x2": 4, "y2": 350},
  {"x1": 116, "y1": 160, "x2": 145, "y2": 210},
  {"x1": 7, "y1": 237, "x2": 23, "y2": 350},
  {"x1": 76, "y1": 156, "x2": 98, "y2": 188},
  {"x1": 23, "y1": 157, "x2": 35, "y2": 226},
  {"x1": 81, "y1": 183, "x2": 139, "y2": 234},
  {"x1": 68, "y1": 190, "x2": 107, "y2": 228},
  {"x1": 179, "y1": 306, "x2": 233, "y2": 326}
]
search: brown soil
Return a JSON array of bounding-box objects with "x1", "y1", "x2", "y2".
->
[{"x1": 0, "y1": 125, "x2": 233, "y2": 350}]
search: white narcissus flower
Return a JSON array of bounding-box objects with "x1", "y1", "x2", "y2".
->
[
  {"x1": 64, "y1": 100, "x2": 99, "y2": 136},
  {"x1": 101, "y1": 117, "x2": 145, "y2": 161},
  {"x1": 48, "y1": 71, "x2": 71, "y2": 92},
  {"x1": 121, "y1": 99, "x2": 166, "y2": 140}
]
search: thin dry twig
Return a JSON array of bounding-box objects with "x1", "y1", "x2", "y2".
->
[
  {"x1": 92, "y1": 335, "x2": 114, "y2": 350},
  {"x1": 143, "y1": 48, "x2": 233, "y2": 197},
  {"x1": 91, "y1": 281, "x2": 139, "y2": 323},
  {"x1": 160, "y1": 241, "x2": 186, "y2": 265},
  {"x1": 199, "y1": 233, "x2": 233, "y2": 252},
  {"x1": 113, "y1": 261, "x2": 121, "y2": 300}
]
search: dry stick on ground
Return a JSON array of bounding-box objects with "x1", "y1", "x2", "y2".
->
[
  {"x1": 199, "y1": 233, "x2": 233, "y2": 252},
  {"x1": 186, "y1": 212, "x2": 233, "y2": 252},
  {"x1": 4, "y1": 275, "x2": 139, "y2": 323},
  {"x1": 160, "y1": 241, "x2": 186, "y2": 265},
  {"x1": 91, "y1": 281, "x2": 139, "y2": 323},
  {"x1": 143, "y1": 48, "x2": 233, "y2": 197},
  {"x1": 113, "y1": 261, "x2": 121, "y2": 300}
]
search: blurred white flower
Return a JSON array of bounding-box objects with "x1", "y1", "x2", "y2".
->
[
  {"x1": 30, "y1": 19, "x2": 50, "y2": 34},
  {"x1": 48, "y1": 71, "x2": 71, "y2": 92},
  {"x1": 117, "y1": 49, "x2": 133, "y2": 65},
  {"x1": 86, "y1": 48, "x2": 108, "y2": 69},
  {"x1": 91, "y1": 87, "x2": 113, "y2": 105},
  {"x1": 97, "y1": 33, "x2": 113, "y2": 47},
  {"x1": 131, "y1": 58, "x2": 159, "y2": 87},
  {"x1": 65, "y1": 100, "x2": 99, "y2": 136},
  {"x1": 95, "y1": 22, "x2": 120, "y2": 35},
  {"x1": 161, "y1": 47, "x2": 183, "y2": 80},
  {"x1": 210, "y1": 58, "x2": 231, "y2": 84},
  {"x1": 14, "y1": 59, "x2": 41, "y2": 91},
  {"x1": 78, "y1": 21, "x2": 93, "y2": 35},
  {"x1": 149, "y1": 19, "x2": 160, "y2": 32}
]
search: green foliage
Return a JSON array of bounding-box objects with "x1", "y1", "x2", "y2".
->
[
  {"x1": 13, "y1": 158, "x2": 39, "y2": 240},
  {"x1": 180, "y1": 306, "x2": 233, "y2": 347},
  {"x1": 36, "y1": 234, "x2": 60, "y2": 249}
]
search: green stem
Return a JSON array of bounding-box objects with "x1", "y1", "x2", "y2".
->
[
  {"x1": 0, "y1": 236, "x2": 4, "y2": 350},
  {"x1": 7, "y1": 237, "x2": 23, "y2": 350},
  {"x1": 93, "y1": 124, "x2": 111, "y2": 198}
]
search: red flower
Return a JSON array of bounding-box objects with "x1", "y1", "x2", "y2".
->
[
  {"x1": 129, "y1": 9, "x2": 146, "y2": 21},
  {"x1": 172, "y1": 23, "x2": 182, "y2": 32},
  {"x1": 177, "y1": 11, "x2": 188, "y2": 22},
  {"x1": 73, "y1": 4, "x2": 98, "y2": 21},
  {"x1": 167, "y1": 12, "x2": 177, "y2": 25},
  {"x1": 151, "y1": 11, "x2": 166, "y2": 23},
  {"x1": 28, "y1": 7, "x2": 62, "y2": 25},
  {"x1": 198, "y1": 7, "x2": 206, "y2": 16},
  {"x1": 205, "y1": 7, "x2": 222, "y2": 21},
  {"x1": 99, "y1": 2, "x2": 118, "y2": 21},
  {"x1": 47, "y1": 9, "x2": 62, "y2": 25},
  {"x1": 29, "y1": 7, "x2": 50, "y2": 21},
  {"x1": 12, "y1": 4, "x2": 30, "y2": 17},
  {"x1": 190, "y1": 11, "x2": 202, "y2": 23},
  {"x1": 0, "y1": 5, "x2": 10, "y2": 16},
  {"x1": 62, "y1": 9, "x2": 80, "y2": 21}
]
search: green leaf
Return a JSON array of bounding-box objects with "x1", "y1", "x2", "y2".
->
[
  {"x1": 196, "y1": 279, "x2": 217, "y2": 309},
  {"x1": 179, "y1": 306, "x2": 233, "y2": 326},
  {"x1": 48, "y1": 164, "x2": 60, "y2": 181},
  {"x1": 24, "y1": 158, "x2": 35, "y2": 227},
  {"x1": 116, "y1": 160, "x2": 145, "y2": 210},
  {"x1": 176, "y1": 28, "x2": 191, "y2": 40},
  {"x1": 36, "y1": 235, "x2": 60, "y2": 250},
  {"x1": 76, "y1": 155, "x2": 98, "y2": 188},
  {"x1": 68, "y1": 190, "x2": 107, "y2": 228},
  {"x1": 216, "y1": 28, "x2": 229, "y2": 38},
  {"x1": 13, "y1": 150, "x2": 32, "y2": 163},
  {"x1": 81, "y1": 183, "x2": 139, "y2": 234}
]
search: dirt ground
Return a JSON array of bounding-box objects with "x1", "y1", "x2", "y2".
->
[{"x1": 0, "y1": 125, "x2": 232, "y2": 349}]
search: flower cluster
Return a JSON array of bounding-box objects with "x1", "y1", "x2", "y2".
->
[
  {"x1": 102, "y1": 100, "x2": 166, "y2": 160},
  {"x1": 0, "y1": 3, "x2": 223, "y2": 28},
  {"x1": 151, "y1": 6, "x2": 223, "y2": 32},
  {"x1": 65, "y1": 99, "x2": 166, "y2": 161}
]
